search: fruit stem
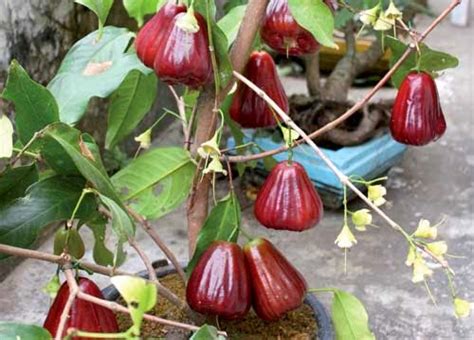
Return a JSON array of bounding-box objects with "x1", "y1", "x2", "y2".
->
[{"x1": 67, "y1": 330, "x2": 129, "y2": 339}]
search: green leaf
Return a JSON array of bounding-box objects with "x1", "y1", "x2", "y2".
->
[
  {"x1": 111, "y1": 147, "x2": 195, "y2": 219},
  {"x1": 48, "y1": 27, "x2": 150, "y2": 124},
  {"x1": 111, "y1": 275, "x2": 157, "y2": 333},
  {"x1": 193, "y1": 0, "x2": 217, "y2": 21},
  {"x1": 44, "y1": 123, "x2": 122, "y2": 205},
  {"x1": 288, "y1": 0, "x2": 336, "y2": 48},
  {"x1": 211, "y1": 23, "x2": 234, "y2": 88},
  {"x1": 99, "y1": 194, "x2": 135, "y2": 240},
  {"x1": 0, "y1": 322, "x2": 51, "y2": 340},
  {"x1": 335, "y1": 8, "x2": 354, "y2": 29},
  {"x1": 223, "y1": 0, "x2": 247, "y2": 14},
  {"x1": 2, "y1": 61, "x2": 59, "y2": 144},
  {"x1": 190, "y1": 324, "x2": 225, "y2": 340},
  {"x1": 217, "y1": 5, "x2": 247, "y2": 47},
  {"x1": 106, "y1": 70, "x2": 157, "y2": 149},
  {"x1": 386, "y1": 36, "x2": 459, "y2": 88},
  {"x1": 123, "y1": 0, "x2": 160, "y2": 26},
  {"x1": 75, "y1": 0, "x2": 114, "y2": 33},
  {"x1": 0, "y1": 164, "x2": 38, "y2": 207},
  {"x1": 332, "y1": 290, "x2": 375, "y2": 340},
  {"x1": 84, "y1": 213, "x2": 115, "y2": 266},
  {"x1": 187, "y1": 193, "x2": 240, "y2": 275},
  {"x1": 0, "y1": 114, "x2": 14, "y2": 158},
  {"x1": 0, "y1": 176, "x2": 96, "y2": 260}
]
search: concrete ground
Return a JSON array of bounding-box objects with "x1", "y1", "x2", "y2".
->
[{"x1": 0, "y1": 1, "x2": 473, "y2": 338}]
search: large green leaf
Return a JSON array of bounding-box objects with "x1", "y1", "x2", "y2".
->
[
  {"x1": 48, "y1": 27, "x2": 150, "y2": 124},
  {"x1": 332, "y1": 290, "x2": 375, "y2": 340},
  {"x1": 43, "y1": 123, "x2": 123, "y2": 208},
  {"x1": 386, "y1": 36, "x2": 459, "y2": 88},
  {"x1": 106, "y1": 70, "x2": 158, "y2": 149},
  {"x1": 0, "y1": 322, "x2": 51, "y2": 340},
  {"x1": 83, "y1": 213, "x2": 115, "y2": 266},
  {"x1": 111, "y1": 147, "x2": 195, "y2": 219},
  {"x1": 2, "y1": 61, "x2": 59, "y2": 144},
  {"x1": 0, "y1": 164, "x2": 38, "y2": 207},
  {"x1": 99, "y1": 194, "x2": 135, "y2": 239},
  {"x1": 288, "y1": 0, "x2": 336, "y2": 48},
  {"x1": 75, "y1": 0, "x2": 114, "y2": 33},
  {"x1": 123, "y1": 0, "x2": 160, "y2": 26},
  {"x1": 0, "y1": 176, "x2": 96, "y2": 260},
  {"x1": 187, "y1": 193, "x2": 241, "y2": 275},
  {"x1": 217, "y1": 5, "x2": 247, "y2": 48}
]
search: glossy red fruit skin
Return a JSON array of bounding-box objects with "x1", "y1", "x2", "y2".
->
[
  {"x1": 254, "y1": 161, "x2": 323, "y2": 231},
  {"x1": 390, "y1": 72, "x2": 447, "y2": 146},
  {"x1": 244, "y1": 238, "x2": 307, "y2": 322},
  {"x1": 186, "y1": 241, "x2": 251, "y2": 320},
  {"x1": 261, "y1": 0, "x2": 320, "y2": 56},
  {"x1": 152, "y1": 10, "x2": 212, "y2": 88},
  {"x1": 230, "y1": 51, "x2": 289, "y2": 128},
  {"x1": 44, "y1": 277, "x2": 119, "y2": 338},
  {"x1": 135, "y1": 3, "x2": 187, "y2": 68}
]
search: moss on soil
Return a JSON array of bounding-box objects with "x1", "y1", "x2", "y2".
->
[{"x1": 116, "y1": 274, "x2": 317, "y2": 339}]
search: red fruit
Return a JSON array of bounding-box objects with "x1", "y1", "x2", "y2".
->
[
  {"x1": 153, "y1": 9, "x2": 212, "y2": 88},
  {"x1": 186, "y1": 241, "x2": 251, "y2": 320},
  {"x1": 135, "y1": 3, "x2": 186, "y2": 68},
  {"x1": 230, "y1": 51, "x2": 289, "y2": 128},
  {"x1": 390, "y1": 72, "x2": 447, "y2": 146},
  {"x1": 44, "y1": 277, "x2": 119, "y2": 338},
  {"x1": 261, "y1": 0, "x2": 320, "y2": 56},
  {"x1": 243, "y1": 238, "x2": 307, "y2": 321},
  {"x1": 254, "y1": 161, "x2": 323, "y2": 231}
]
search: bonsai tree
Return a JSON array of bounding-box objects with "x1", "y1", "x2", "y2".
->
[{"x1": 0, "y1": 0, "x2": 470, "y2": 338}]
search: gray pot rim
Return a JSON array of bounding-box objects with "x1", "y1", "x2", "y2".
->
[{"x1": 101, "y1": 260, "x2": 334, "y2": 340}]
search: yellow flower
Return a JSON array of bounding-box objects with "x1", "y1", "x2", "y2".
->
[
  {"x1": 386, "y1": 1, "x2": 403, "y2": 21},
  {"x1": 281, "y1": 126, "x2": 300, "y2": 145},
  {"x1": 203, "y1": 156, "x2": 227, "y2": 176},
  {"x1": 413, "y1": 219, "x2": 438, "y2": 240},
  {"x1": 134, "y1": 128, "x2": 152, "y2": 149},
  {"x1": 176, "y1": 9, "x2": 200, "y2": 33},
  {"x1": 426, "y1": 241, "x2": 448, "y2": 258},
  {"x1": 405, "y1": 246, "x2": 417, "y2": 267},
  {"x1": 359, "y1": 5, "x2": 380, "y2": 26},
  {"x1": 335, "y1": 225, "x2": 358, "y2": 249},
  {"x1": 454, "y1": 298, "x2": 471, "y2": 318},
  {"x1": 374, "y1": 11, "x2": 394, "y2": 31},
  {"x1": 352, "y1": 209, "x2": 373, "y2": 231},
  {"x1": 368, "y1": 184, "x2": 387, "y2": 206},
  {"x1": 197, "y1": 133, "x2": 221, "y2": 159},
  {"x1": 412, "y1": 256, "x2": 433, "y2": 283}
]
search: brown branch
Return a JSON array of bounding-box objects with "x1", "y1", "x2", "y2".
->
[
  {"x1": 227, "y1": 0, "x2": 461, "y2": 164},
  {"x1": 186, "y1": 0, "x2": 270, "y2": 256},
  {"x1": 63, "y1": 268, "x2": 223, "y2": 337},
  {"x1": 304, "y1": 52, "x2": 322, "y2": 97},
  {"x1": 127, "y1": 208, "x2": 187, "y2": 283},
  {"x1": 55, "y1": 260, "x2": 77, "y2": 340}
]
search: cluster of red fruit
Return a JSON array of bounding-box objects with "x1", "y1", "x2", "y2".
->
[{"x1": 187, "y1": 238, "x2": 307, "y2": 321}]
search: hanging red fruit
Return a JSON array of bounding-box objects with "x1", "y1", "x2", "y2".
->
[
  {"x1": 261, "y1": 0, "x2": 320, "y2": 56},
  {"x1": 135, "y1": 5, "x2": 212, "y2": 88},
  {"x1": 44, "y1": 277, "x2": 119, "y2": 338},
  {"x1": 230, "y1": 51, "x2": 289, "y2": 128},
  {"x1": 135, "y1": 3, "x2": 186, "y2": 68},
  {"x1": 390, "y1": 72, "x2": 447, "y2": 146},
  {"x1": 186, "y1": 241, "x2": 251, "y2": 320},
  {"x1": 244, "y1": 238, "x2": 307, "y2": 321},
  {"x1": 254, "y1": 161, "x2": 323, "y2": 231}
]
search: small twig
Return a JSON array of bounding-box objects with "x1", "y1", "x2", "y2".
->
[
  {"x1": 168, "y1": 85, "x2": 189, "y2": 145},
  {"x1": 227, "y1": 0, "x2": 461, "y2": 164},
  {"x1": 10, "y1": 130, "x2": 43, "y2": 165},
  {"x1": 56, "y1": 260, "x2": 77, "y2": 339},
  {"x1": 63, "y1": 269, "x2": 224, "y2": 337},
  {"x1": 127, "y1": 207, "x2": 187, "y2": 283}
]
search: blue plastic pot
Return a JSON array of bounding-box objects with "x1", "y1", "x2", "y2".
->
[
  {"x1": 227, "y1": 130, "x2": 407, "y2": 208},
  {"x1": 102, "y1": 261, "x2": 334, "y2": 340}
]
